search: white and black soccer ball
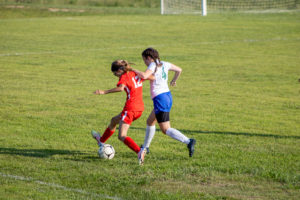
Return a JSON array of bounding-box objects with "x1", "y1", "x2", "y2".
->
[{"x1": 98, "y1": 144, "x2": 115, "y2": 159}]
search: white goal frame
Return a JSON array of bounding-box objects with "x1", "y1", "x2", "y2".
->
[
  {"x1": 161, "y1": 0, "x2": 207, "y2": 16},
  {"x1": 161, "y1": 0, "x2": 298, "y2": 16}
]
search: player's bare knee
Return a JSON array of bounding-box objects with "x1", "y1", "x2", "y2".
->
[
  {"x1": 161, "y1": 128, "x2": 168, "y2": 134},
  {"x1": 147, "y1": 118, "x2": 156, "y2": 126},
  {"x1": 111, "y1": 116, "x2": 119, "y2": 124},
  {"x1": 146, "y1": 119, "x2": 152, "y2": 126}
]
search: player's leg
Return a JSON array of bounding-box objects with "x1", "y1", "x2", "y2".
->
[
  {"x1": 142, "y1": 110, "x2": 156, "y2": 153},
  {"x1": 120, "y1": 110, "x2": 146, "y2": 165},
  {"x1": 118, "y1": 121, "x2": 140, "y2": 153},
  {"x1": 100, "y1": 114, "x2": 120, "y2": 143},
  {"x1": 157, "y1": 112, "x2": 196, "y2": 157},
  {"x1": 160, "y1": 121, "x2": 189, "y2": 144},
  {"x1": 91, "y1": 114, "x2": 120, "y2": 146},
  {"x1": 118, "y1": 111, "x2": 141, "y2": 154}
]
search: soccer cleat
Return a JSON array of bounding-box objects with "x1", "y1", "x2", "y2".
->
[
  {"x1": 187, "y1": 139, "x2": 196, "y2": 157},
  {"x1": 145, "y1": 147, "x2": 150, "y2": 154},
  {"x1": 140, "y1": 145, "x2": 150, "y2": 154},
  {"x1": 91, "y1": 130, "x2": 102, "y2": 146},
  {"x1": 97, "y1": 143, "x2": 105, "y2": 158},
  {"x1": 138, "y1": 148, "x2": 147, "y2": 165}
]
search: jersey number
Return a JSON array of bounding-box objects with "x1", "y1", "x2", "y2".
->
[
  {"x1": 132, "y1": 76, "x2": 142, "y2": 88},
  {"x1": 162, "y1": 66, "x2": 167, "y2": 80}
]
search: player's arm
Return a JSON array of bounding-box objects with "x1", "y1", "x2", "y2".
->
[
  {"x1": 147, "y1": 74, "x2": 155, "y2": 81},
  {"x1": 94, "y1": 84, "x2": 125, "y2": 95},
  {"x1": 169, "y1": 64, "x2": 182, "y2": 86},
  {"x1": 133, "y1": 69, "x2": 154, "y2": 80}
]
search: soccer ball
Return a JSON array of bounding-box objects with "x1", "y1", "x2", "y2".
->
[{"x1": 98, "y1": 144, "x2": 115, "y2": 159}]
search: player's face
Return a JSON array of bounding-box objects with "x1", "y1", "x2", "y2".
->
[
  {"x1": 142, "y1": 56, "x2": 153, "y2": 66},
  {"x1": 113, "y1": 69, "x2": 123, "y2": 77}
]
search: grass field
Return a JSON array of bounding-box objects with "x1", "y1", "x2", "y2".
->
[{"x1": 0, "y1": 5, "x2": 300, "y2": 200}]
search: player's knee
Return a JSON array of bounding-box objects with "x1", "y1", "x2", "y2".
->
[
  {"x1": 147, "y1": 118, "x2": 155, "y2": 126},
  {"x1": 111, "y1": 116, "x2": 119, "y2": 124},
  {"x1": 146, "y1": 118, "x2": 152, "y2": 126},
  {"x1": 161, "y1": 127, "x2": 168, "y2": 134}
]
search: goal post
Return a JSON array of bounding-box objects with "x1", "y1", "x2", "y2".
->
[
  {"x1": 161, "y1": 0, "x2": 298, "y2": 15},
  {"x1": 202, "y1": 0, "x2": 207, "y2": 16},
  {"x1": 161, "y1": 0, "x2": 207, "y2": 15}
]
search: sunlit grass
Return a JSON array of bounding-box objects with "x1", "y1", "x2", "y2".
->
[{"x1": 0, "y1": 6, "x2": 300, "y2": 200}]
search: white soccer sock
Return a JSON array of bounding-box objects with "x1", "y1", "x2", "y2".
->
[
  {"x1": 143, "y1": 125, "x2": 156, "y2": 148},
  {"x1": 166, "y1": 128, "x2": 190, "y2": 144}
]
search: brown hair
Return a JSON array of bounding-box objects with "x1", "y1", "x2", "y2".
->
[
  {"x1": 142, "y1": 47, "x2": 162, "y2": 72},
  {"x1": 111, "y1": 60, "x2": 133, "y2": 72}
]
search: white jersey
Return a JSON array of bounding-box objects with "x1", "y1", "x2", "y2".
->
[{"x1": 147, "y1": 61, "x2": 171, "y2": 99}]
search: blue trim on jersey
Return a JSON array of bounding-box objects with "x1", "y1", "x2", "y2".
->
[{"x1": 153, "y1": 92, "x2": 173, "y2": 114}]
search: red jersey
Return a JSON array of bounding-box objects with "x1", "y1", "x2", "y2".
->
[{"x1": 117, "y1": 71, "x2": 144, "y2": 112}]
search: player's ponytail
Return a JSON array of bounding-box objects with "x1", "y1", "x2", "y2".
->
[
  {"x1": 111, "y1": 60, "x2": 133, "y2": 73},
  {"x1": 142, "y1": 47, "x2": 162, "y2": 73},
  {"x1": 121, "y1": 60, "x2": 134, "y2": 72}
]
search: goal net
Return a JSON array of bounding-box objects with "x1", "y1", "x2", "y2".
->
[{"x1": 161, "y1": 0, "x2": 298, "y2": 15}]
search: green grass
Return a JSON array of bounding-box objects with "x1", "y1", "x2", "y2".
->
[
  {"x1": 0, "y1": 0, "x2": 161, "y2": 8},
  {"x1": 0, "y1": 6, "x2": 300, "y2": 200},
  {"x1": 0, "y1": 4, "x2": 159, "y2": 18}
]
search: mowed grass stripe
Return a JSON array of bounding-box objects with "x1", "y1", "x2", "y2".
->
[{"x1": 1, "y1": 37, "x2": 299, "y2": 57}]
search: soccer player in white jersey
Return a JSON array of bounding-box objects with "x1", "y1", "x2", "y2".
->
[{"x1": 133, "y1": 47, "x2": 196, "y2": 161}]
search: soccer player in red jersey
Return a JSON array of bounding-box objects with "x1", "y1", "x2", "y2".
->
[{"x1": 91, "y1": 60, "x2": 154, "y2": 165}]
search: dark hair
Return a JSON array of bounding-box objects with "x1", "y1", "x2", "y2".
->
[
  {"x1": 142, "y1": 47, "x2": 162, "y2": 70},
  {"x1": 111, "y1": 60, "x2": 133, "y2": 72}
]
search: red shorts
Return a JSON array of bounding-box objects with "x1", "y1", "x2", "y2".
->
[{"x1": 120, "y1": 110, "x2": 143, "y2": 125}]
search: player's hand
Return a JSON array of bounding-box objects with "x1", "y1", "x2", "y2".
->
[
  {"x1": 170, "y1": 80, "x2": 176, "y2": 87},
  {"x1": 94, "y1": 89, "x2": 105, "y2": 95}
]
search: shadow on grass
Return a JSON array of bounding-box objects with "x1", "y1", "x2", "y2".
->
[
  {"x1": 130, "y1": 127, "x2": 300, "y2": 139},
  {"x1": 64, "y1": 151, "x2": 134, "y2": 162},
  {"x1": 63, "y1": 156, "x2": 100, "y2": 162},
  {"x1": 0, "y1": 147, "x2": 85, "y2": 158}
]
